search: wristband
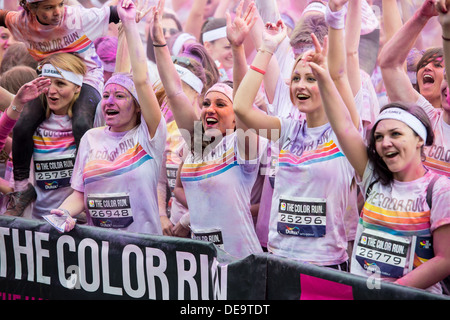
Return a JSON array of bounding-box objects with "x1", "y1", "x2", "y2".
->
[
  {"x1": 443, "y1": 35, "x2": 450, "y2": 41},
  {"x1": 153, "y1": 42, "x2": 167, "y2": 47},
  {"x1": 250, "y1": 65, "x2": 266, "y2": 75},
  {"x1": 257, "y1": 48, "x2": 274, "y2": 56},
  {"x1": 325, "y1": 3, "x2": 347, "y2": 30},
  {"x1": 10, "y1": 105, "x2": 23, "y2": 113}
]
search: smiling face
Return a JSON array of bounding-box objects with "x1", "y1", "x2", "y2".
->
[
  {"x1": 31, "y1": 0, "x2": 65, "y2": 26},
  {"x1": 289, "y1": 59, "x2": 322, "y2": 114},
  {"x1": 102, "y1": 83, "x2": 139, "y2": 132},
  {"x1": 416, "y1": 59, "x2": 444, "y2": 105},
  {"x1": 205, "y1": 38, "x2": 233, "y2": 70},
  {"x1": 374, "y1": 119, "x2": 424, "y2": 181},
  {"x1": 201, "y1": 90, "x2": 235, "y2": 137},
  {"x1": 0, "y1": 27, "x2": 15, "y2": 53},
  {"x1": 440, "y1": 73, "x2": 450, "y2": 113},
  {"x1": 45, "y1": 76, "x2": 80, "y2": 115}
]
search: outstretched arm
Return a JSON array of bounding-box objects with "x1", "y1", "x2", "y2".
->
[
  {"x1": 327, "y1": 0, "x2": 360, "y2": 129},
  {"x1": 344, "y1": 0, "x2": 362, "y2": 97},
  {"x1": 227, "y1": 0, "x2": 260, "y2": 160},
  {"x1": 308, "y1": 38, "x2": 368, "y2": 178},
  {"x1": 378, "y1": 0, "x2": 438, "y2": 105},
  {"x1": 118, "y1": 0, "x2": 162, "y2": 137},
  {"x1": 437, "y1": 0, "x2": 450, "y2": 124},
  {"x1": 233, "y1": 20, "x2": 286, "y2": 141},
  {"x1": 151, "y1": 0, "x2": 199, "y2": 134}
]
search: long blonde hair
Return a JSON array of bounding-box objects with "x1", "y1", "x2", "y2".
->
[{"x1": 39, "y1": 53, "x2": 86, "y2": 118}]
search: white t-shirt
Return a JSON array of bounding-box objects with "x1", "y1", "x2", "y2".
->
[
  {"x1": 32, "y1": 113, "x2": 76, "y2": 219},
  {"x1": 71, "y1": 116, "x2": 166, "y2": 235},
  {"x1": 5, "y1": 5, "x2": 111, "y2": 94},
  {"x1": 267, "y1": 118, "x2": 356, "y2": 266},
  {"x1": 416, "y1": 94, "x2": 450, "y2": 177},
  {"x1": 180, "y1": 132, "x2": 265, "y2": 258},
  {"x1": 352, "y1": 162, "x2": 450, "y2": 294}
]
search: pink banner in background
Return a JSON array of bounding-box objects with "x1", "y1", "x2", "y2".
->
[{"x1": 299, "y1": 274, "x2": 354, "y2": 300}]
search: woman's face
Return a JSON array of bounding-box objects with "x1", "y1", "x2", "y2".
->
[
  {"x1": 417, "y1": 60, "x2": 444, "y2": 104},
  {"x1": 290, "y1": 59, "x2": 322, "y2": 114},
  {"x1": 205, "y1": 37, "x2": 233, "y2": 70},
  {"x1": 201, "y1": 91, "x2": 235, "y2": 137},
  {"x1": 440, "y1": 73, "x2": 450, "y2": 113},
  {"x1": 45, "y1": 77, "x2": 80, "y2": 115},
  {"x1": 162, "y1": 17, "x2": 180, "y2": 40},
  {"x1": 374, "y1": 119, "x2": 424, "y2": 181},
  {"x1": 32, "y1": 0, "x2": 65, "y2": 26},
  {"x1": 102, "y1": 83, "x2": 139, "y2": 132},
  {"x1": 0, "y1": 27, "x2": 15, "y2": 53}
]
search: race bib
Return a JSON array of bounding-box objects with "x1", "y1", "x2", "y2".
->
[
  {"x1": 355, "y1": 228, "x2": 411, "y2": 278},
  {"x1": 191, "y1": 228, "x2": 224, "y2": 249},
  {"x1": 34, "y1": 155, "x2": 75, "y2": 190},
  {"x1": 166, "y1": 164, "x2": 178, "y2": 193},
  {"x1": 87, "y1": 193, "x2": 134, "y2": 228},
  {"x1": 277, "y1": 196, "x2": 326, "y2": 237}
]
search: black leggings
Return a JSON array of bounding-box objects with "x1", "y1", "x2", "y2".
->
[{"x1": 12, "y1": 83, "x2": 101, "y2": 182}]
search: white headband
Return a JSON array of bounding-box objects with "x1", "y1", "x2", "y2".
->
[
  {"x1": 174, "y1": 64, "x2": 204, "y2": 94},
  {"x1": 41, "y1": 64, "x2": 83, "y2": 86},
  {"x1": 302, "y1": 2, "x2": 327, "y2": 16},
  {"x1": 375, "y1": 107, "x2": 427, "y2": 142},
  {"x1": 202, "y1": 26, "x2": 227, "y2": 43},
  {"x1": 172, "y1": 33, "x2": 196, "y2": 56}
]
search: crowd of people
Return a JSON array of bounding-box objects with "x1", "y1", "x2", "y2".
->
[{"x1": 0, "y1": 0, "x2": 449, "y2": 295}]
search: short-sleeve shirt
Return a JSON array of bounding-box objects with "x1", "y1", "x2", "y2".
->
[
  {"x1": 180, "y1": 133, "x2": 265, "y2": 258},
  {"x1": 267, "y1": 118, "x2": 356, "y2": 266},
  {"x1": 351, "y1": 162, "x2": 450, "y2": 294},
  {"x1": 5, "y1": 5, "x2": 110, "y2": 93},
  {"x1": 71, "y1": 116, "x2": 166, "y2": 235}
]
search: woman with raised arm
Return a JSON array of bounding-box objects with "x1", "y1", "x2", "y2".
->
[
  {"x1": 49, "y1": 0, "x2": 166, "y2": 235},
  {"x1": 233, "y1": 0, "x2": 360, "y2": 269},
  {"x1": 0, "y1": 0, "x2": 123, "y2": 216},
  {"x1": 151, "y1": 0, "x2": 264, "y2": 258},
  {"x1": 308, "y1": 21, "x2": 450, "y2": 296}
]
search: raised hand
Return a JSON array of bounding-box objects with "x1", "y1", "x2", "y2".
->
[
  {"x1": 15, "y1": 77, "x2": 51, "y2": 106},
  {"x1": 261, "y1": 19, "x2": 287, "y2": 54},
  {"x1": 117, "y1": 0, "x2": 137, "y2": 24},
  {"x1": 150, "y1": 0, "x2": 166, "y2": 45},
  {"x1": 417, "y1": 0, "x2": 439, "y2": 18},
  {"x1": 304, "y1": 34, "x2": 329, "y2": 80},
  {"x1": 134, "y1": 0, "x2": 152, "y2": 23},
  {"x1": 328, "y1": 0, "x2": 349, "y2": 11},
  {"x1": 226, "y1": 0, "x2": 257, "y2": 47}
]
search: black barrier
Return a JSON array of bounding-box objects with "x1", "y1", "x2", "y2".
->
[{"x1": 0, "y1": 216, "x2": 448, "y2": 300}]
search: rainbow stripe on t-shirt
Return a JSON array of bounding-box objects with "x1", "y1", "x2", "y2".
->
[
  {"x1": 278, "y1": 140, "x2": 344, "y2": 167},
  {"x1": 424, "y1": 157, "x2": 450, "y2": 178},
  {"x1": 180, "y1": 148, "x2": 238, "y2": 182},
  {"x1": 33, "y1": 135, "x2": 76, "y2": 154},
  {"x1": 82, "y1": 143, "x2": 152, "y2": 184},
  {"x1": 361, "y1": 202, "x2": 431, "y2": 237},
  {"x1": 28, "y1": 34, "x2": 92, "y2": 61}
]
